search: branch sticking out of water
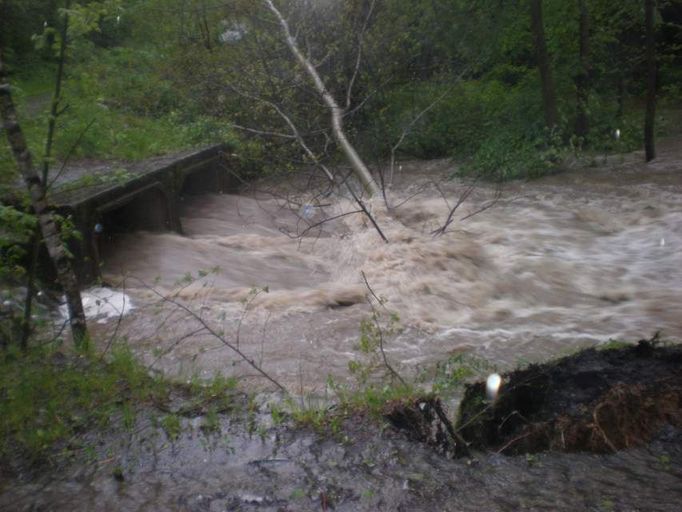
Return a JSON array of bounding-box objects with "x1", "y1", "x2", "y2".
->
[
  {"x1": 129, "y1": 277, "x2": 289, "y2": 394},
  {"x1": 360, "y1": 271, "x2": 406, "y2": 387}
]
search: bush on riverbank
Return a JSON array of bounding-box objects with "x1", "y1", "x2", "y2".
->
[
  {"x1": 0, "y1": 343, "x2": 238, "y2": 469},
  {"x1": 0, "y1": 344, "x2": 163, "y2": 465}
]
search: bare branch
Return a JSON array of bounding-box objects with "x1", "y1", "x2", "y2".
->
[
  {"x1": 360, "y1": 271, "x2": 407, "y2": 387},
  {"x1": 229, "y1": 83, "x2": 388, "y2": 243},
  {"x1": 230, "y1": 123, "x2": 298, "y2": 139},
  {"x1": 281, "y1": 208, "x2": 363, "y2": 240},
  {"x1": 431, "y1": 179, "x2": 479, "y2": 237},
  {"x1": 346, "y1": 0, "x2": 377, "y2": 109},
  {"x1": 460, "y1": 183, "x2": 503, "y2": 221},
  {"x1": 129, "y1": 277, "x2": 289, "y2": 394},
  {"x1": 263, "y1": 0, "x2": 381, "y2": 197},
  {"x1": 236, "y1": 288, "x2": 266, "y2": 349},
  {"x1": 46, "y1": 118, "x2": 97, "y2": 192}
]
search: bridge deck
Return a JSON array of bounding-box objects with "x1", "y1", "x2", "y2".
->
[{"x1": 48, "y1": 144, "x2": 226, "y2": 208}]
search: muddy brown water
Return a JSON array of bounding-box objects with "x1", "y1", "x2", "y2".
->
[{"x1": 86, "y1": 141, "x2": 681, "y2": 392}]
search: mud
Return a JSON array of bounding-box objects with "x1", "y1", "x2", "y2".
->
[
  {"x1": 2, "y1": 399, "x2": 681, "y2": 511},
  {"x1": 456, "y1": 339, "x2": 682, "y2": 455}
]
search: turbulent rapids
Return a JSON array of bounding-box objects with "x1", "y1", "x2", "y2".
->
[{"x1": 89, "y1": 144, "x2": 681, "y2": 391}]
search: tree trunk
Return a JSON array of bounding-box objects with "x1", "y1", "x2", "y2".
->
[
  {"x1": 530, "y1": 0, "x2": 559, "y2": 130},
  {"x1": 574, "y1": 0, "x2": 590, "y2": 139},
  {"x1": 0, "y1": 51, "x2": 88, "y2": 346},
  {"x1": 263, "y1": 0, "x2": 381, "y2": 197},
  {"x1": 42, "y1": 3, "x2": 69, "y2": 184},
  {"x1": 644, "y1": 0, "x2": 656, "y2": 162}
]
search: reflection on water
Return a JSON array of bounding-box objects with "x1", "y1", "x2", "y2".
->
[{"x1": 91, "y1": 144, "x2": 681, "y2": 390}]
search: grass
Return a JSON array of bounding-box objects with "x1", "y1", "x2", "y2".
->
[
  {"x1": 0, "y1": 56, "x2": 238, "y2": 182},
  {"x1": 0, "y1": 343, "x2": 239, "y2": 465},
  {"x1": 286, "y1": 318, "x2": 494, "y2": 434},
  {"x1": 0, "y1": 343, "x2": 165, "y2": 462}
]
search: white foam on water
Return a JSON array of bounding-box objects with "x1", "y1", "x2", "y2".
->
[{"x1": 60, "y1": 287, "x2": 134, "y2": 324}]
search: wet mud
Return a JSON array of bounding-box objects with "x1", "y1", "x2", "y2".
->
[
  {"x1": 2, "y1": 398, "x2": 682, "y2": 511},
  {"x1": 456, "y1": 339, "x2": 682, "y2": 455}
]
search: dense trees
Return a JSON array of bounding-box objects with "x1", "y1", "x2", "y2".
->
[
  {"x1": 530, "y1": 0, "x2": 559, "y2": 130},
  {"x1": 3, "y1": 0, "x2": 678, "y2": 177},
  {"x1": 645, "y1": 0, "x2": 658, "y2": 161}
]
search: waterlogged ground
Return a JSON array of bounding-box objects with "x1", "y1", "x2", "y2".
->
[{"x1": 2, "y1": 408, "x2": 682, "y2": 511}]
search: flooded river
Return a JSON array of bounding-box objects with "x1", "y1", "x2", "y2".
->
[{"x1": 87, "y1": 141, "x2": 682, "y2": 392}]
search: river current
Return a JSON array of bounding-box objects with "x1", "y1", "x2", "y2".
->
[{"x1": 87, "y1": 142, "x2": 682, "y2": 392}]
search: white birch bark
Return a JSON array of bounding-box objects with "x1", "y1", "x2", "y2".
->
[{"x1": 263, "y1": 0, "x2": 381, "y2": 197}]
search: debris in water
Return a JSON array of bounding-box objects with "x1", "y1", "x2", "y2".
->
[{"x1": 300, "y1": 204, "x2": 315, "y2": 219}]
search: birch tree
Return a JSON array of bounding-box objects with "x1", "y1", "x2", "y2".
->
[
  {"x1": 0, "y1": 51, "x2": 88, "y2": 345},
  {"x1": 262, "y1": 0, "x2": 381, "y2": 197}
]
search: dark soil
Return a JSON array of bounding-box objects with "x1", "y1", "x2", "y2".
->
[
  {"x1": 384, "y1": 396, "x2": 464, "y2": 458},
  {"x1": 454, "y1": 339, "x2": 682, "y2": 455}
]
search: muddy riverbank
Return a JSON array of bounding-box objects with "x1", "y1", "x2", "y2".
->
[
  {"x1": 2, "y1": 403, "x2": 681, "y2": 511},
  {"x1": 2, "y1": 342, "x2": 681, "y2": 511}
]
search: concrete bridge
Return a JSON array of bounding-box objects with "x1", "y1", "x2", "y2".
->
[{"x1": 48, "y1": 144, "x2": 238, "y2": 283}]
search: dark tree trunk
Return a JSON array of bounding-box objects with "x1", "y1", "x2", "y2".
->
[
  {"x1": 574, "y1": 0, "x2": 590, "y2": 139},
  {"x1": 644, "y1": 0, "x2": 657, "y2": 162},
  {"x1": 616, "y1": 74, "x2": 625, "y2": 120},
  {"x1": 42, "y1": 4, "x2": 69, "y2": 184},
  {"x1": 530, "y1": 0, "x2": 559, "y2": 129},
  {"x1": 0, "y1": 51, "x2": 88, "y2": 346}
]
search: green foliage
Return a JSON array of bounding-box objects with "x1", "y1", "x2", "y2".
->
[
  {"x1": 465, "y1": 127, "x2": 564, "y2": 180},
  {"x1": 358, "y1": 0, "x2": 681, "y2": 178},
  {"x1": 0, "y1": 60, "x2": 240, "y2": 180},
  {"x1": 160, "y1": 413, "x2": 182, "y2": 441},
  {"x1": 0, "y1": 206, "x2": 36, "y2": 281},
  {"x1": 0, "y1": 344, "x2": 167, "y2": 463},
  {"x1": 294, "y1": 310, "x2": 415, "y2": 427},
  {"x1": 185, "y1": 372, "x2": 238, "y2": 414},
  {"x1": 3, "y1": 0, "x2": 682, "y2": 188},
  {"x1": 200, "y1": 407, "x2": 220, "y2": 434},
  {"x1": 431, "y1": 353, "x2": 497, "y2": 396},
  {"x1": 348, "y1": 310, "x2": 402, "y2": 387},
  {"x1": 598, "y1": 339, "x2": 632, "y2": 351}
]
